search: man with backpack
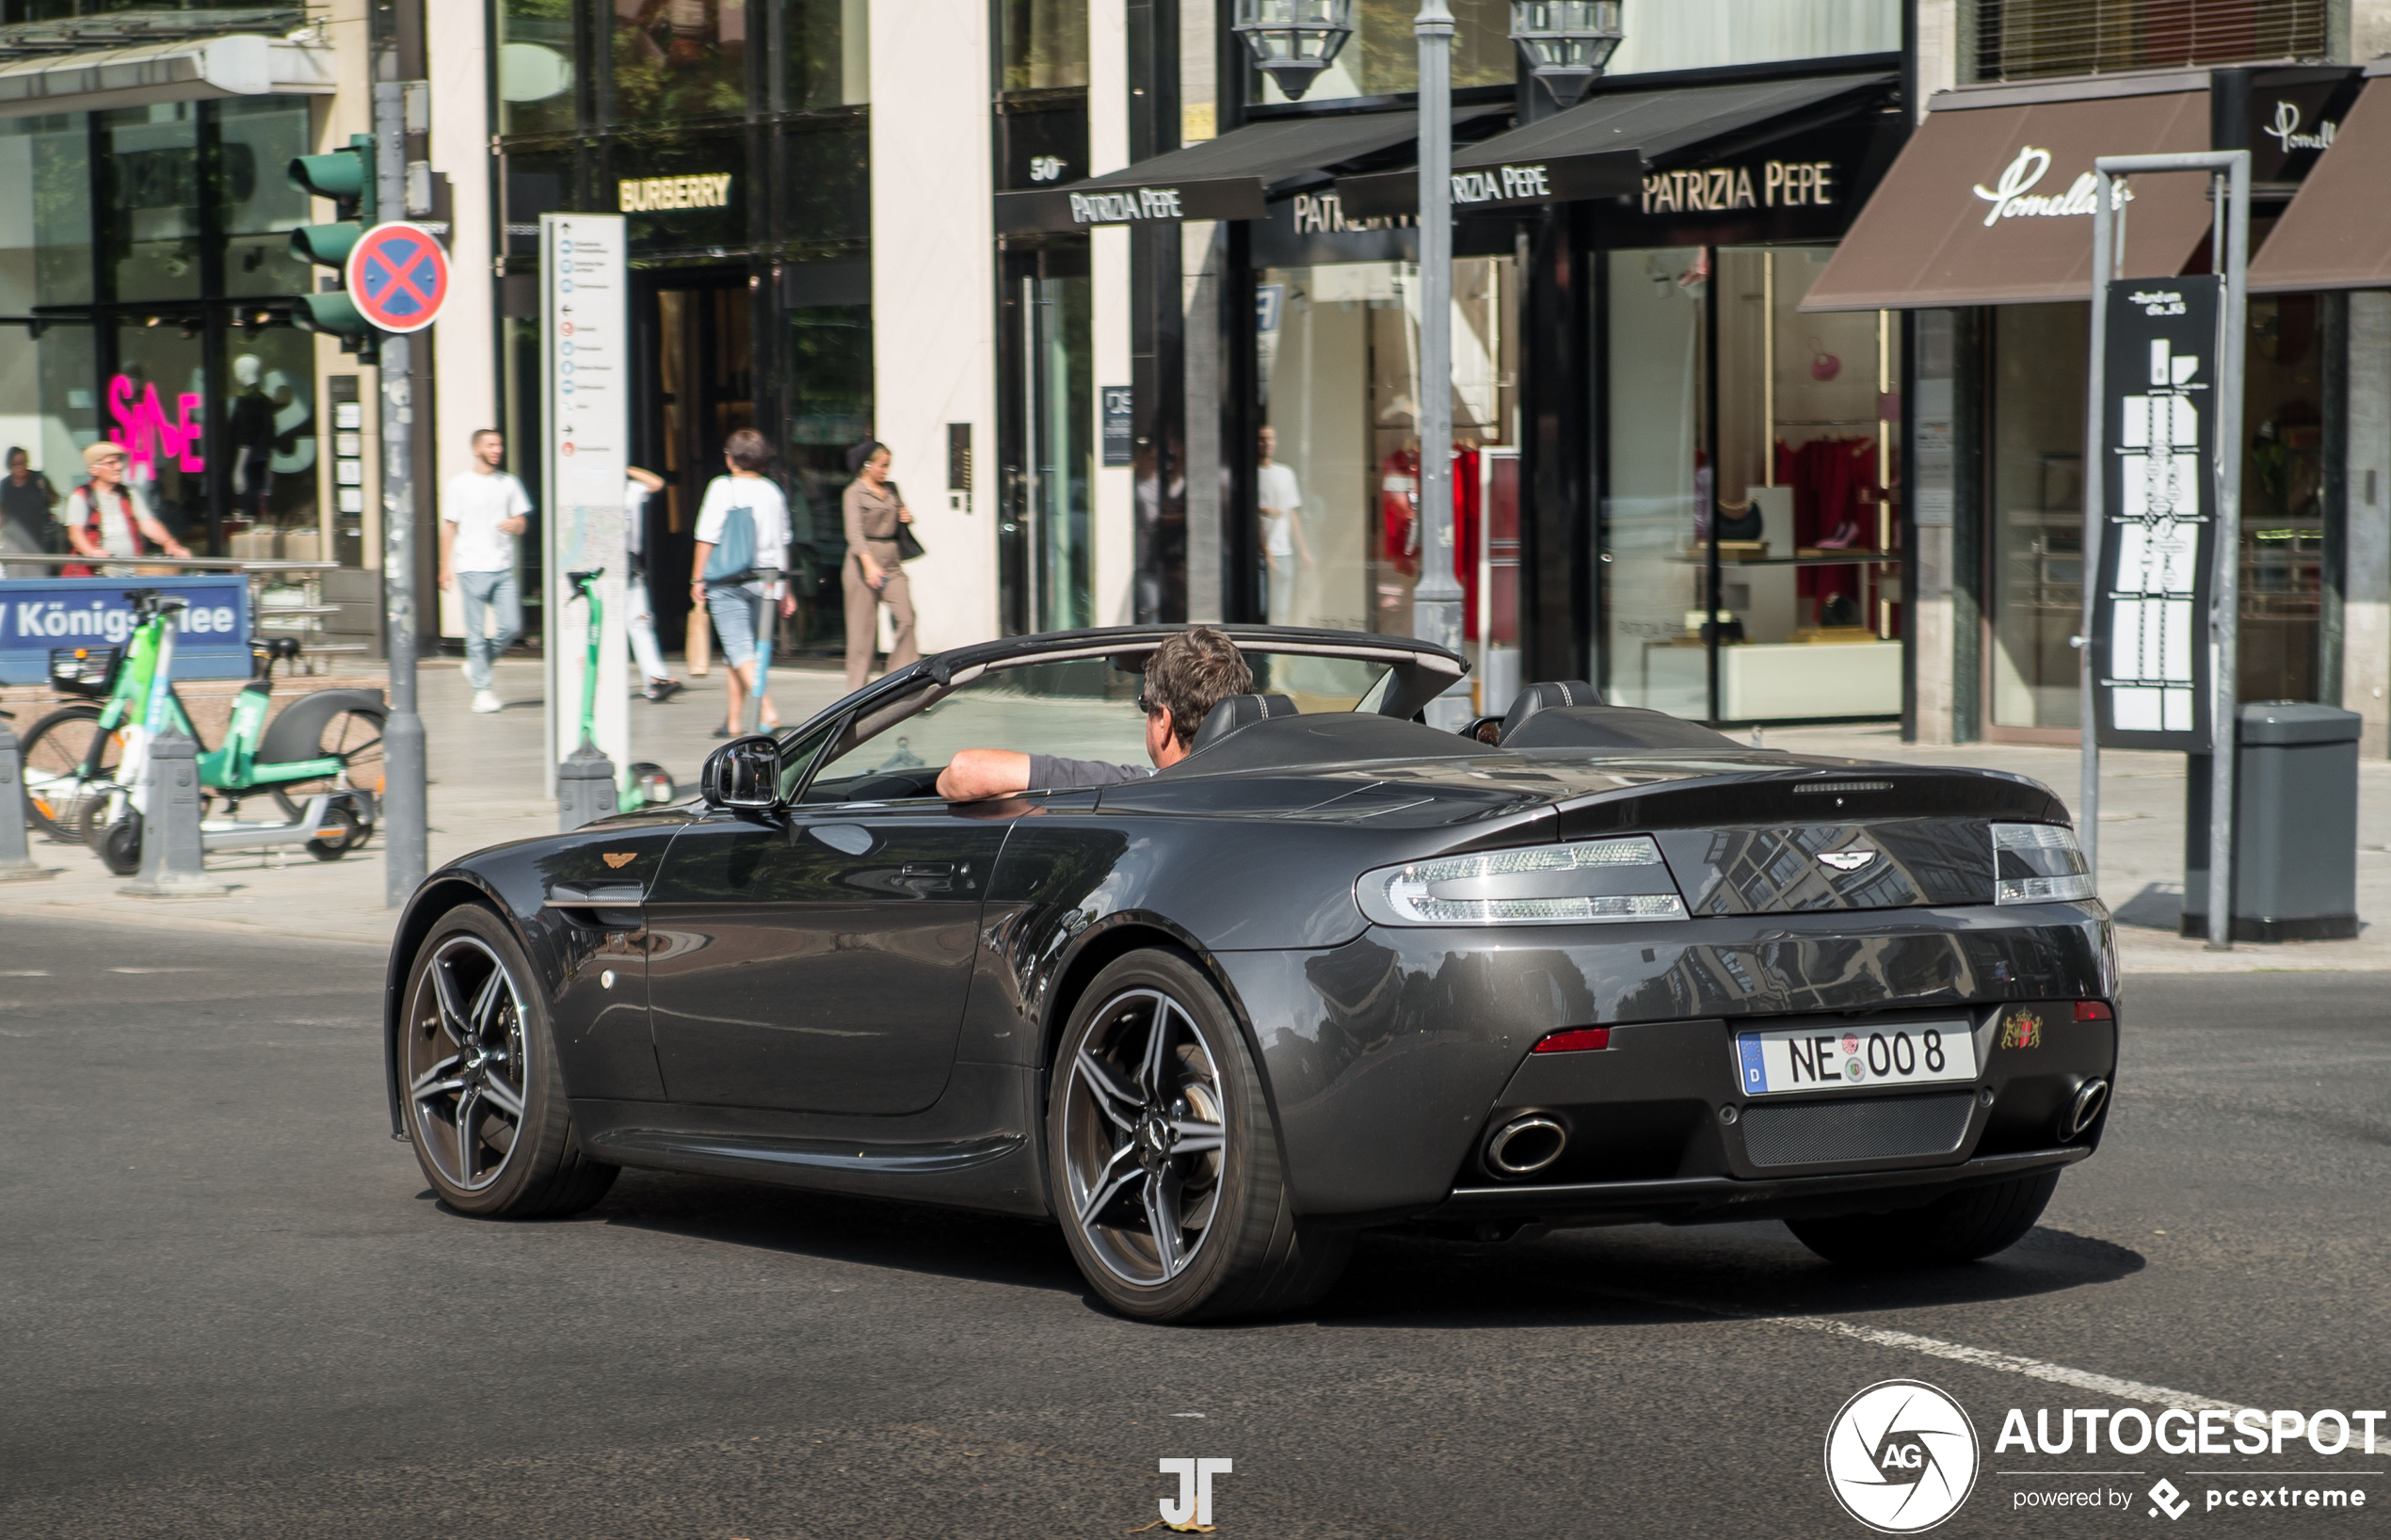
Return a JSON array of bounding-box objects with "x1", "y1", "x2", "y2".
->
[
  {"x1": 688, "y1": 428, "x2": 794, "y2": 737},
  {"x1": 439, "y1": 428, "x2": 532, "y2": 714}
]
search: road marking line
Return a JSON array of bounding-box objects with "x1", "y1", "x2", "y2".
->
[
  {"x1": 1564, "y1": 1279, "x2": 2257, "y2": 1414},
  {"x1": 1765, "y1": 1316, "x2": 2250, "y2": 1414}
]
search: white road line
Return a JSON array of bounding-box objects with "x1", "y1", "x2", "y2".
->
[
  {"x1": 1766, "y1": 1316, "x2": 2251, "y2": 1414},
  {"x1": 1567, "y1": 1280, "x2": 2253, "y2": 1413}
]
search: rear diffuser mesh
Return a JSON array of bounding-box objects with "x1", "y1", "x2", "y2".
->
[{"x1": 1740, "y1": 1091, "x2": 1975, "y2": 1168}]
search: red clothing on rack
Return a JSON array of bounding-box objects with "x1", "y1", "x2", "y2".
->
[{"x1": 1773, "y1": 436, "x2": 1877, "y2": 614}]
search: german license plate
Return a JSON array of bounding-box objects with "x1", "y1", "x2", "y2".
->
[{"x1": 1734, "y1": 1020, "x2": 1978, "y2": 1097}]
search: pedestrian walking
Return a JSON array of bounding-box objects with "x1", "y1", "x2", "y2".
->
[
  {"x1": 688, "y1": 429, "x2": 794, "y2": 737},
  {"x1": 622, "y1": 465, "x2": 682, "y2": 701},
  {"x1": 1, "y1": 447, "x2": 60, "y2": 576},
  {"x1": 439, "y1": 428, "x2": 531, "y2": 714},
  {"x1": 64, "y1": 441, "x2": 191, "y2": 576},
  {"x1": 842, "y1": 441, "x2": 919, "y2": 691}
]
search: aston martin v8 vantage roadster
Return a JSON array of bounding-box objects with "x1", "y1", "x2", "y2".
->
[{"x1": 383, "y1": 626, "x2": 2117, "y2": 1322}]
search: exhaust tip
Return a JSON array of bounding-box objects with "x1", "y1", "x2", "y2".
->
[
  {"x1": 1485, "y1": 1115, "x2": 1567, "y2": 1178},
  {"x1": 2062, "y1": 1078, "x2": 2110, "y2": 1140}
]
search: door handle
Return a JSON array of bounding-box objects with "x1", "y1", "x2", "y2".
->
[{"x1": 899, "y1": 861, "x2": 957, "y2": 877}]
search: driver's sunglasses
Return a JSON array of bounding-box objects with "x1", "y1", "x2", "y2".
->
[{"x1": 1136, "y1": 692, "x2": 1159, "y2": 716}]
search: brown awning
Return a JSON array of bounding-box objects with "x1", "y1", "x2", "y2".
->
[
  {"x1": 1802, "y1": 84, "x2": 2213, "y2": 311},
  {"x1": 2248, "y1": 67, "x2": 2391, "y2": 293}
]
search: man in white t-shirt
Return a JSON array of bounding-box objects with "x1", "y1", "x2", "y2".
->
[
  {"x1": 623, "y1": 466, "x2": 682, "y2": 701},
  {"x1": 439, "y1": 428, "x2": 532, "y2": 714},
  {"x1": 1256, "y1": 425, "x2": 1308, "y2": 625}
]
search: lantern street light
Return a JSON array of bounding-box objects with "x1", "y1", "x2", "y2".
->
[
  {"x1": 1229, "y1": 0, "x2": 1356, "y2": 103},
  {"x1": 1510, "y1": 0, "x2": 1625, "y2": 106}
]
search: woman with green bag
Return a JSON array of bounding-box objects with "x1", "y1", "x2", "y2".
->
[{"x1": 688, "y1": 429, "x2": 794, "y2": 738}]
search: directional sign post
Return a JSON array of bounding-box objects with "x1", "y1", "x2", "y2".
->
[{"x1": 345, "y1": 222, "x2": 451, "y2": 335}]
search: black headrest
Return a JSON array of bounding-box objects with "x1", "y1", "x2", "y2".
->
[
  {"x1": 1501, "y1": 704, "x2": 1741, "y2": 752},
  {"x1": 1190, "y1": 694, "x2": 1299, "y2": 753},
  {"x1": 1497, "y1": 681, "x2": 1597, "y2": 744}
]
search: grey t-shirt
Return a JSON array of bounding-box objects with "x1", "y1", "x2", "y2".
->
[{"x1": 1026, "y1": 754, "x2": 1153, "y2": 790}]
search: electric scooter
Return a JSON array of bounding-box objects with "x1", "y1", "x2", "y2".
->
[
  {"x1": 36, "y1": 591, "x2": 379, "y2": 874},
  {"x1": 564, "y1": 568, "x2": 676, "y2": 811}
]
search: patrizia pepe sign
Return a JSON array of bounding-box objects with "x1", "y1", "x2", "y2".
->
[{"x1": 1972, "y1": 145, "x2": 2136, "y2": 225}]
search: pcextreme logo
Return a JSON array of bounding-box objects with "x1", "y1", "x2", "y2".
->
[{"x1": 1825, "y1": 1380, "x2": 1982, "y2": 1533}]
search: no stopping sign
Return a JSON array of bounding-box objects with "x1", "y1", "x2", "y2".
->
[{"x1": 345, "y1": 223, "x2": 451, "y2": 333}]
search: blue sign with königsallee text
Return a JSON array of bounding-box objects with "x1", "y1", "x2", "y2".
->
[{"x1": 0, "y1": 576, "x2": 252, "y2": 684}]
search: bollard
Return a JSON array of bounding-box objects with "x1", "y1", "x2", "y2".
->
[
  {"x1": 0, "y1": 714, "x2": 56, "y2": 882},
  {"x1": 120, "y1": 730, "x2": 228, "y2": 897},
  {"x1": 557, "y1": 740, "x2": 618, "y2": 832}
]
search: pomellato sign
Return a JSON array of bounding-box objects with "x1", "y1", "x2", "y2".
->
[{"x1": 1971, "y1": 145, "x2": 2135, "y2": 225}]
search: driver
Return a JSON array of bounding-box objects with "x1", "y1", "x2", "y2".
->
[{"x1": 937, "y1": 626, "x2": 1253, "y2": 800}]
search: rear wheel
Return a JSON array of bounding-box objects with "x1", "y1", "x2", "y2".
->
[
  {"x1": 305, "y1": 803, "x2": 364, "y2": 860},
  {"x1": 18, "y1": 705, "x2": 120, "y2": 842},
  {"x1": 399, "y1": 904, "x2": 616, "y2": 1218},
  {"x1": 1049, "y1": 949, "x2": 1351, "y2": 1323},
  {"x1": 1786, "y1": 1170, "x2": 2061, "y2": 1268},
  {"x1": 77, "y1": 795, "x2": 142, "y2": 876},
  {"x1": 271, "y1": 705, "x2": 388, "y2": 819}
]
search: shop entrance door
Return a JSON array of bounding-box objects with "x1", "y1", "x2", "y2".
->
[
  {"x1": 633, "y1": 270, "x2": 754, "y2": 654},
  {"x1": 998, "y1": 245, "x2": 1091, "y2": 635}
]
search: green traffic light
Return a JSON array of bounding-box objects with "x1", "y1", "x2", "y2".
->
[
  {"x1": 289, "y1": 224, "x2": 364, "y2": 266},
  {"x1": 294, "y1": 291, "x2": 369, "y2": 336}
]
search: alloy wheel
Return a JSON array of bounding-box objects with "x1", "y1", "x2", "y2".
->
[
  {"x1": 1060, "y1": 987, "x2": 1229, "y2": 1287},
  {"x1": 405, "y1": 935, "x2": 530, "y2": 1193}
]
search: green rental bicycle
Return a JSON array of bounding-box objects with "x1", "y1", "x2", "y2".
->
[{"x1": 20, "y1": 589, "x2": 387, "y2": 870}]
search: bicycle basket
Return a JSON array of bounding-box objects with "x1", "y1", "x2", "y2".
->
[{"x1": 49, "y1": 645, "x2": 121, "y2": 698}]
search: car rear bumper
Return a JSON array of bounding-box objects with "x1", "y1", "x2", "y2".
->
[{"x1": 1211, "y1": 902, "x2": 2117, "y2": 1219}]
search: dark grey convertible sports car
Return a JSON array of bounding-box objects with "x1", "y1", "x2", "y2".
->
[{"x1": 384, "y1": 625, "x2": 2117, "y2": 1322}]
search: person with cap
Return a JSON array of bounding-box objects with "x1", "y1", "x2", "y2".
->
[{"x1": 65, "y1": 441, "x2": 191, "y2": 576}]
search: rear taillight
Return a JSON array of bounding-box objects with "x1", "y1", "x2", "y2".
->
[
  {"x1": 2074, "y1": 1001, "x2": 2113, "y2": 1022},
  {"x1": 1991, "y1": 823, "x2": 2094, "y2": 904},
  {"x1": 1532, "y1": 1027, "x2": 1612, "y2": 1053},
  {"x1": 1356, "y1": 836, "x2": 1686, "y2": 926}
]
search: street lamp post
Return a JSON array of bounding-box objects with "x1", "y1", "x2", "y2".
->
[{"x1": 1412, "y1": 0, "x2": 1465, "y2": 720}]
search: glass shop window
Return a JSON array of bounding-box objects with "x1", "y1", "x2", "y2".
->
[
  {"x1": 1989, "y1": 301, "x2": 2086, "y2": 730},
  {"x1": 220, "y1": 99, "x2": 312, "y2": 298},
  {"x1": 785, "y1": 0, "x2": 871, "y2": 107},
  {"x1": 498, "y1": 0, "x2": 580, "y2": 136},
  {"x1": 105, "y1": 104, "x2": 202, "y2": 303},
  {"x1": 611, "y1": 0, "x2": 749, "y2": 125},
  {"x1": 1603, "y1": 246, "x2": 1902, "y2": 724},
  {"x1": 1002, "y1": 0, "x2": 1088, "y2": 91},
  {"x1": 1252, "y1": 255, "x2": 1518, "y2": 673}
]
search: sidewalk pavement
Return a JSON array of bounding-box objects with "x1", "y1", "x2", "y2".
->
[{"x1": 2, "y1": 676, "x2": 2380, "y2": 973}]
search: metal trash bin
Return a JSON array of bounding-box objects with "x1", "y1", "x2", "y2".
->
[{"x1": 2183, "y1": 701, "x2": 2362, "y2": 942}]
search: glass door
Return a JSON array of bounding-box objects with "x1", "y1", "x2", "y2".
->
[
  {"x1": 1000, "y1": 244, "x2": 1090, "y2": 634},
  {"x1": 635, "y1": 270, "x2": 755, "y2": 654}
]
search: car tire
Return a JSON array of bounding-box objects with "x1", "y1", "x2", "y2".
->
[
  {"x1": 1786, "y1": 1170, "x2": 2061, "y2": 1268},
  {"x1": 398, "y1": 903, "x2": 617, "y2": 1219},
  {"x1": 1048, "y1": 948, "x2": 1351, "y2": 1323}
]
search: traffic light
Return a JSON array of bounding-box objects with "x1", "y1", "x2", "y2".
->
[{"x1": 287, "y1": 135, "x2": 377, "y2": 356}]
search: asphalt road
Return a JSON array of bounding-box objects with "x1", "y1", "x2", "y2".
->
[{"x1": 3, "y1": 914, "x2": 2386, "y2": 1539}]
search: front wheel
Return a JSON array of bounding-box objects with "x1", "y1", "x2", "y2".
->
[
  {"x1": 1786, "y1": 1170, "x2": 2061, "y2": 1268},
  {"x1": 399, "y1": 904, "x2": 617, "y2": 1217},
  {"x1": 1049, "y1": 949, "x2": 1351, "y2": 1323},
  {"x1": 78, "y1": 796, "x2": 142, "y2": 876},
  {"x1": 18, "y1": 704, "x2": 118, "y2": 842}
]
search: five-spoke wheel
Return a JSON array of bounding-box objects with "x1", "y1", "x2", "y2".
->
[
  {"x1": 1060, "y1": 987, "x2": 1229, "y2": 1287},
  {"x1": 399, "y1": 905, "x2": 617, "y2": 1217},
  {"x1": 405, "y1": 933, "x2": 530, "y2": 1193},
  {"x1": 1049, "y1": 949, "x2": 1352, "y2": 1322}
]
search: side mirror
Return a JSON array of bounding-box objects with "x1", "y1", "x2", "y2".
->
[{"x1": 699, "y1": 734, "x2": 782, "y2": 811}]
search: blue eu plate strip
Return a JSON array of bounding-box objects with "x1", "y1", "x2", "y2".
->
[{"x1": 1736, "y1": 1035, "x2": 1769, "y2": 1096}]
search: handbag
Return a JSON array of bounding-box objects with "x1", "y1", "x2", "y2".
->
[
  {"x1": 887, "y1": 480, "x2": 924, "y2": 562},
  {"x1": 702, "y1": 495, "x2": 757, "y2": 584}
]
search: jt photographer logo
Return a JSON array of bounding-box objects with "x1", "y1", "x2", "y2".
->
[{"x1": 1826, "y1": 1380, "x2": 1981, "y2": 1533}]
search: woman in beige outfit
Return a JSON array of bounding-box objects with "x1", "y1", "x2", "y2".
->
[{"x1": 842, "y1": 441, "x2": 919, "y2": 690}]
